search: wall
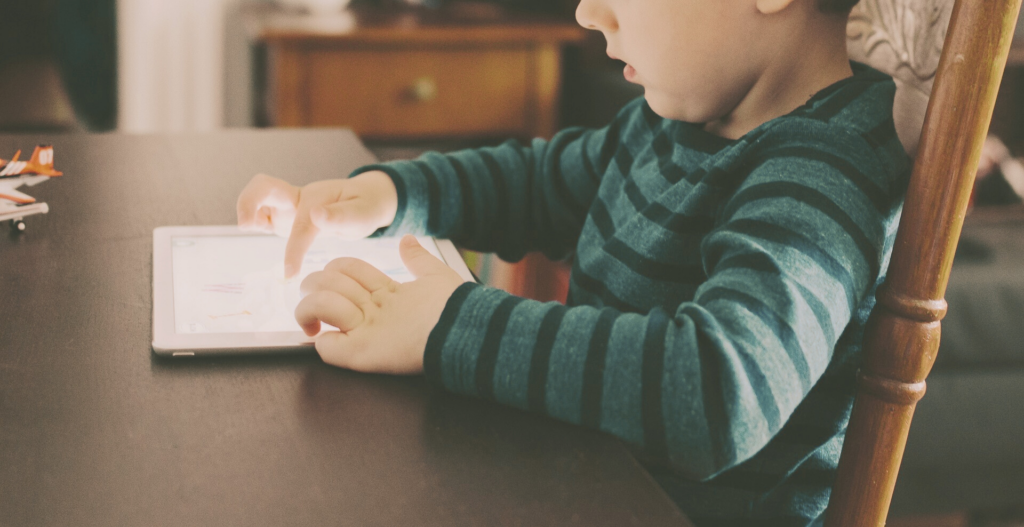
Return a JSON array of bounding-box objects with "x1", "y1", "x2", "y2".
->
[{"x1": 118, "y1": 0, "x2": 232, "y2": 132}]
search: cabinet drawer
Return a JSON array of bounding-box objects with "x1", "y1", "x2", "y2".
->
[{"x1": 303, "y1": 47, "x2": 531, "y2": 137}]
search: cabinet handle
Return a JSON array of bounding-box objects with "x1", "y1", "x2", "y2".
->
[{"x1": 410, "y1": 77, "x2": 438, "y2": 102}]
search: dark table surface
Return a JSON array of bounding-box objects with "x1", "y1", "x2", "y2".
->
[{"x1": 0, "y1": 130, "x2": 689, "y2": 527}]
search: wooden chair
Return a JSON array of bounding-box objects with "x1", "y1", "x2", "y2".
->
[{"x1": 825, "y1": 0, "x2": 1024, "y2": 525}]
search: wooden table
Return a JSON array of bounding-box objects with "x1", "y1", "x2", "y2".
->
[
  {"x1": 0, "y1": 130, "x2": 689, "y2": 526},
  {"x1": 252, "y1": 5, "x2": 585, "y2": 139}
]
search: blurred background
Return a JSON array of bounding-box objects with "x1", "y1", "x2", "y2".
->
[
  {"x1": 3, "y1": 0, "x2": 1022, "y2": 157},
  {"x1": 0, "y1": 0, "x2": 641, "y2": 142},
  {"x1": 2, "y1": 1, "x2": 1024, "y2": 525}
]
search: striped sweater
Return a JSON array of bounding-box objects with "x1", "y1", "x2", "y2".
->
[{"x1": 353, "y1": 62, "x2": 910, "y2": 525}]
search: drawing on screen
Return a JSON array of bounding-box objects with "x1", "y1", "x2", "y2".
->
[
  {"x1": 209, "y1": 310, "x2": 253, "y2": 320},
  {"x1": 173, "y1": 234, "x2": 440, "y2": 334},
  {"x1": 202, "y1": 283, "x2": 245, "y2": 294}
]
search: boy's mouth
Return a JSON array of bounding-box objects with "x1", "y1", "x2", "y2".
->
[{"x1": 624, "y1": 64, "x2": 638, "y2": 82}]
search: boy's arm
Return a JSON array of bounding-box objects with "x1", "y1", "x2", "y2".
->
[
  {"x1": 352, "y1": 99, "x2": 641, "y2": 262},
  {"x1": 424, "y1": 129, "x2": 905, "y2": 480}
]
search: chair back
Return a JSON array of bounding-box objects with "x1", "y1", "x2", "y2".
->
[
  {"x1": 826, "y1": 0, "x2": 1024, "y2": 525},
  {"x1": 846, "y1": 0, "x2": 954, "y2": 157}
]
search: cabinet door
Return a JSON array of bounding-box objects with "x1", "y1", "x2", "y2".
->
[{"x1": 298, "y1": 47, "x2": 532, "y2": 138}]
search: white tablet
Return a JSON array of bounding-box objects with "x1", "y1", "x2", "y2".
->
[{"x1": 152, "y1": 226, "x2": 475, "y2": 357}]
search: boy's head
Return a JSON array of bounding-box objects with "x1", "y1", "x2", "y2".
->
[{"x1": 578, "y1": 0, "x2": 858, "y2": 137}]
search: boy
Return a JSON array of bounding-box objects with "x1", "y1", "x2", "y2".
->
[{"x1": 236, "y1": 0, "x2": 909, "y2": 523}]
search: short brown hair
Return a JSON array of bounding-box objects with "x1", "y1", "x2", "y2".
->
[{"x1": 819, "y1": 0, "x2": 859, "y2": 13}]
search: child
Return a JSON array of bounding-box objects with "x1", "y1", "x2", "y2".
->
[{"x1": 236, "y1": 0, "x2": 910, "y2": 523}]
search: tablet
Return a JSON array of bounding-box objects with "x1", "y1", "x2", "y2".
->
[{"x1": 152, "y1": 226, "x2": 474, "y2": 357}]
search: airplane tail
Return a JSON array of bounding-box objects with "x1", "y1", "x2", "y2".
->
[{"x1": 28, "y1": 145, "x2": 54, "y2": 169}]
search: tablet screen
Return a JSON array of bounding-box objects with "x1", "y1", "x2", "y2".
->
[{"x1": 170, "y1": 235, "x2": 441, "y2": 335}]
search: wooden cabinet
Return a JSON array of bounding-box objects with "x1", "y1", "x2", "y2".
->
[{"x1": 256, "y1": 7, "x2": 585, "y2": 140}]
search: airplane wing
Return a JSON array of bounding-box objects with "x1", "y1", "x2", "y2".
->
[
  {"x1": 19, "y1": 175, "x2": 51, "y2": 187},
  {"x1": 0, "y1": 175, "x2": 49, "y2": 205},
  {"x1": 0, "y1": 186, "x2": 36, "y2": 204}
]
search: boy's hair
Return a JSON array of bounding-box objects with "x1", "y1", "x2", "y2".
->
[{"x1": 819, "y1": 0, "x2": 860, "y2": 13}]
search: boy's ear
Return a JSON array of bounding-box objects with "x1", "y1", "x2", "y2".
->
[{"x1": 756, "y1": 0, "x2": 798, "y2": 14}]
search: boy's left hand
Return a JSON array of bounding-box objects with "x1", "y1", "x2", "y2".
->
[{"x1": 295, "y1": 235, "x2": 466, "y2": 374}]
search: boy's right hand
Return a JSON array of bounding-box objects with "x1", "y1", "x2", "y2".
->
[{"x1": 236, "y1": 171, "x2": 399, "y2": 278}]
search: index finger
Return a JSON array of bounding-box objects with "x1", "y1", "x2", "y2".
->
[{"x1": 285, "y1": 212, "x2": 319, "y2": 279}]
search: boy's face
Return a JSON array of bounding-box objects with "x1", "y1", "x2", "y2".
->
[{"x1": 577, "y1": 0, "x2": 769, "y2": 124}]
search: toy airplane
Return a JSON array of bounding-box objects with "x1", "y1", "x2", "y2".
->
[{"x1": 0, "y1": 145, "x2": 62, "y2": 231}]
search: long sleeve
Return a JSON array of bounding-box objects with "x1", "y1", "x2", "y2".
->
[
  {"x1": 350, "y1": 100, "x2": 645, "y2": 262},
  {"x1": 421, "y1": 117, "x2": 907, "y2": 481}
]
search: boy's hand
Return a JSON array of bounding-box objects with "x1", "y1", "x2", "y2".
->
[
  {"x1": 295, "y1": 235, "x2": 465, "y2": 374},
  {"x1": 236, "y1": 171, "x2": 399, "y2": 278}
]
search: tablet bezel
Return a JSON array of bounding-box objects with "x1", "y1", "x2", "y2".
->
[{"x1": 152, "y1": 226, "x2": 475, "y2": 357}]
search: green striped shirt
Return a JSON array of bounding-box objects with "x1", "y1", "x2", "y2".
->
[{"x1": 354, "y1": 62, "x2": 910, "y2": 526}]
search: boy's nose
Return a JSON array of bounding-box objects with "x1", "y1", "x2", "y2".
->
[{"x1": 575, "y1": 0, "x2": 618, "y2": 32}]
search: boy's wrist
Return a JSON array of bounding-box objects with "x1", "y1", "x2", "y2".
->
[
  {"x1": 357, "y1": 170, "x2": 399, "y2": 229},
  {"x1": 349, "y1": 163, "x2": 412, "y2": 237},
  {"x1": 423, "y1": 281, "x2": 482, "y2": 386}
]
